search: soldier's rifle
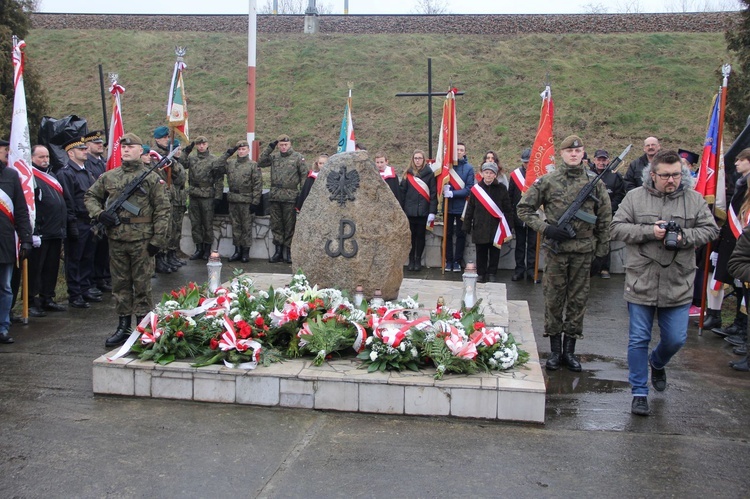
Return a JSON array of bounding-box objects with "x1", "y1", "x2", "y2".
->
[
  {"x1": 545, "y1": 144, "x2": 632, "y2": 254},
  {"x1": 91, "y1": 146, "x2": 179, "y2": 241}
]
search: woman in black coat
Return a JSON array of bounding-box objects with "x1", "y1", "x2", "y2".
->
[
  {"x1": 463, "y1": 162, "x2": 513, "y2": 283},
  {"x1": 399, "y1": 149, "x2": 437, "y2": 271}
]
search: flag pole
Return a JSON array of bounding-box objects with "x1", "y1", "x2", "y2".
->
[
  {"x1": 698, "y1": 64, "x2": 731, "y2": 335},
  {"x1": 98, "y1": 64, "x2": 109, "y2": 142}
]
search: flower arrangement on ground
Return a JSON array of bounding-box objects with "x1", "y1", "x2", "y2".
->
[{"x1": 111, "y1": 271, "x2": 527, "y2": 377}]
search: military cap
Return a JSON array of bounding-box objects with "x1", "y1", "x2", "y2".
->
[
  {"x1": 481, "y1": 162, "x2": 498, "y2": 174},
  {"x1": 0, "y1": 138, "x2": 9, "y2": 147},
  {"x1": 521, "y1": 148, "x2": 531, "y2": 162},
  {"x1": 594, "y1": 149, "x2": 609, "y2": 159},
  {"x1": 194, "y1": 136, "x2": 208, "y2": 144},
  {"x1": 141, "y1": 145, "x2": 151, "y2": 154},
  {"x1": 153, "y1": 126, "x2": 169, "y2": 139},
  {"x1": 83, "y1": 130, "x2": 104, "y2": 143},
  {"x1": 560, "y1": 135, "x2": 584, "y2": 150},
  {"x1": 236, "y1": 140, "x2": 249, "y2": 148},
  {"x1": 678, "y1": 148, "x2": 699, "y2": 165},
  {"x1": 119, "y1": 133, "x2": 143, "y2": 145},
  {"x1": 277, "y1": 134, "x2": 291, "y2": 143},
  {"x1": 62, "y1": 136, "x2": 87, "y2": 152}
]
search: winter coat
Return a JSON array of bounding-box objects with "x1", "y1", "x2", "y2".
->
[
  {"x1": 517, "y1": 162, "x2": 612, "y2": 256},
  {"x1": 222, "y1": 155, "x2": 262, "y2": 205},
  {"x1": 0, "y1": 162, "x2": 32, "y2": 264},
  {"x1": 463, "y1": 179, "x2": 513, "y2": 245},
  {"x1": 592, "y1": 166, "x2": 626, "y2": 213},
  {"x1": 507, "y1": 165, "x2": 526, "y2": 227},
  {"x1": 399, "y1": 166, "x2": 437, "y2": 218},
  {"x1": 185, "y1": 150, "x2": 223, "y2": 198},
  {"x1": 32, "y1": 164, "x2": 68, "y2": 239},
  {"x1": 258, "y1": 145, "x2": 307, "y2": 203},
  {"x1": 728, "y1": 223, "x2": 750, "y2": 283},
  {"x1": 610, "y1": 176, "x2": 719, "y2": 307},
  {"x1": 623, "y1": 153, "x2": 650, "y2": 192},
  {"x1": 57, "y1": 160, "x2": 96, "y2": 222},
  {"x1": 445, "y1": 157, "x2": 476, "y2": 215},
  {"x1": 713, "y1": 174, "x2": 747, "y2": 283}
]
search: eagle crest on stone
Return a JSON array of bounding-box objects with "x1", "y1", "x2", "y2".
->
[{"x1": 327, "y1": 165, "x2": 360, "y2": 206}]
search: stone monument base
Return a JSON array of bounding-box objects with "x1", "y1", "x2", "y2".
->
[{"x1": 92, "y1": 275, "x2": 546, "y2": 423}]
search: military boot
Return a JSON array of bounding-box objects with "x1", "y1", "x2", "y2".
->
[
  {"x1": 189, "y1": 244, "x2": 204, "y2": 260},
  {"x1": 284, "y1": 245, "x2": 292, "y2": 264},
  {"x1": 241, "y1": 247, "x2": 250, "y2": 263},
  {"x1": 562, "y1": 335, "x2": 582, "y2": 372},
  {"x1": 546, "y1": 335, "x2": 562, "y2": 371},
  {"x1": 105, "y1": 316, "x2": 132, "y2": 348},
  {"x1": 168, "y1": 250, "x2": 186, "y2": 267},
  {"x1": 696, "y1": 308, "x2": 722, "y2": 330},
  {"x1": 729, "y1": 356, "x2": 749, "y2": 371},
  {"x1": 202, "y1": 243, "x2": 212, "y2": 260},
  {"x1": 407, "y1": 255, "x2": 415, "y2": 272},
  {"x1": 229, "y1": 246, "x2": 242, "y2": 262},
  {"x1": 269, "y1": 244, "x2": 283, "y2": 263},
  {"x1": 155, "y1": 254, "x2": 172, "y2": 274}
]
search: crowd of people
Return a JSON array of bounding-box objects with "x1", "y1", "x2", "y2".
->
[{"x1": 1, "y1": 127, "x2": 748, "y2": 418}]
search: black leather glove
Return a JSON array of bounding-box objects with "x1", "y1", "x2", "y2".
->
[
  {"x1": 98, "y1": 211, "x2": 118, "y2": 228},
  {"x1": 269, "y1": 140, "x2": 278, "y2": 150},
  {"x1": 183, "y1": 141, "x2": 195, "y2": 156},
  {"x1": 67, "y1": 222, "x2": 79, "y2": 240},
  {"x1": 147, "y1": 244, "x2": 160, "y2": 257},
  {"x1": 544, "y1": 224, "x2": 572, "y2": 242},
  {"x1": 226, "y1": 146, "x2": 239, "y2": 157},
  {"x1": 19, "y1": 242, "x2": 32, "y2": 261}
]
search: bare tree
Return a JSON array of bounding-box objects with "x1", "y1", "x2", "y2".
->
[
  {"x1": 615, "y1": 0, "x2": 644, "y2": 12},
  {"x1": 258, "y1": 0, "x2": 334, "y2": 14},
  {"x1": 411, "y1": 0, "x2": 450, "y2": 14},
  {"x1": 664, "y1": 0, "x2": 743, "y2": 11},
  {"x1": 582, "y1": 2, "x2": 610, "y2": 13}
]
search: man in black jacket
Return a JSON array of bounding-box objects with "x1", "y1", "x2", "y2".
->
[
  {"x1": 591, "y1": 149, "x2": 626, "y2": 278},
  {"x1": 508, "y1": 148, "x2": 537, "y2": 281},
  {"x1": 623, "y1": 136, "x2": 660, "y2": 191},
  {"x1": 0, "y1": 138, "x2": 33, "y2": 344}
]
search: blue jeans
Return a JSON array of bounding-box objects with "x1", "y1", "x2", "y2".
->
[
  {"x1": 627, "y1": 302, "x2": 689, "y2": 396},
  {"x1": 0, "y1": 263, "x2": 14, "y2": 332}
]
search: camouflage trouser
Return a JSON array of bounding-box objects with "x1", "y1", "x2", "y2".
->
[
  {"x1": 542, "y1": 251, "x2": 594, "y2": 339},
  {"x1": 269, "y1": 201, "x2": 296, "y2": 247},
  {"x1": 189, "y1": 197, "x2": 214, "y2": 245},
  {"x1": 169, "y1": 204, "x2": 186, "y2": 251},
  {"x1": 109, "y1": 238, "x2": 155, "y2": 316},
  {"x1": 229, "y1": 202, "x2": 254, "y2": 247}
]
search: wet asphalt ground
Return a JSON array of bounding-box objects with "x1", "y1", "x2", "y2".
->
[{"x1": 0, "y1": 259, "x2": 748, "y2": 498}]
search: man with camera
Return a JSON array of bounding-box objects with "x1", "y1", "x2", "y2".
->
[{"x1": 610, "y1": 149, "x2": 718, "y2": 416}]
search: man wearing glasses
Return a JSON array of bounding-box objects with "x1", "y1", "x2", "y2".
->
[{"x1": 611, "y1": 150, "x2": 718, "y2": 416}]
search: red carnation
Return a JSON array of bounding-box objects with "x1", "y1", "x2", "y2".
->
[
  {"x1": 254, "y1": 316, "x2": 265, "y2": 327},
  {"x1": 474, "y1": 322, "x2": 485, "y2": 330},
  {"x1": 452, "y1": 312, "x2": 462, "y2": 319},
  {"x1": 176, "y1": 331, "x2": 184, "y2": 339},
  {"x1": 198, "y1": 297, "x2": 206, "y2": 305},
  {"x1": 209, "y1": 338, "x2": 219, "y2": 350}
]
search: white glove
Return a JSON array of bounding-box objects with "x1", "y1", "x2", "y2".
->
[
  {"x1": 710, "y1": 251, "x2": 719, "y2": 266},
  {"x1": 427, "y1": 214, "x2": 435, "y2": 224},
  {"x1": 32, "y1": 235, "x2": 42, "y2": 248},
  {"x1": 443, "y1": 185, "x2": 453, "y2": 198}
]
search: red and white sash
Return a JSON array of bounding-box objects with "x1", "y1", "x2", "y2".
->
[
  {"x1": 32, "y1": 168, "x2": 64, "y2": 195},
  {"x1": 380, "y1": 166, "x2": 396, "y2": 180},
  {"x1": 308, "y1": 170, "x2": 319, "y2": 179},
  {"x1": 407, "y1": 173, "x2": 430, "y2": 202},
  {"x1": 511, "y1": 168, "x2": 525, "y2": 192},
  {"x1": 0, "y1": 188, "x2": 15, "y2": 225},
  {"x1": 728, "y1": 204, "x2": 747, "y2": 239},
  {"x1": 448, "y1": 168, "x2": 465, "y2": 190},
  {"x1": 470, "y1": 184, "x2": 513, "y2": 248}
]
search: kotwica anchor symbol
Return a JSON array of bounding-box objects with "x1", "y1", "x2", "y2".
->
[{"x1": 325, "y1": 219, "x2": 358, "y2": 258}]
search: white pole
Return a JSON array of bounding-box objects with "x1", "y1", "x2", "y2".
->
[{"x1": 248, "y1": 0, "x2": 258, "y2": 158}]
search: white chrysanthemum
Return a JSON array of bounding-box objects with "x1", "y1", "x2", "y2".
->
[
  {"x1": 258, "y1": 290, "x2": 269, "y2": 300},
  {"x1": 489, "y1": 358, "x2": 498, "y2": 367},
  {"x1": 365, "y1": 336, "x2": 373, "y2": 345},
  {"x1": 386, "y1": 346, "x2": 397, "y2": 355},
  {"x1": 499, "y1": 330, "x2": 508, "y2": 343},
  {"x1": 411, "y1": 347, "x2": 419, "y2": 358},
  {"x1": 369, "y1": 351, "x2": 378, "y2": 361},
  {"x1": 233, "y1": 314, "x2": 243, "y2": 323},
  {"x1": 348, "y1": 309, "x2": 366, "y2": 323},
  {"x1": 185, "y1": 317, "x2": 196, "y2": 327},
  {"x1": 399, "y1": 342, "x2": 406, "y2": 352},
  {"x1": 250, "y1": 311, "x2": 259, "y2": 319},
  {"x1": 229, "y1": 307, "x2": 240, "y2": 316},
  {"x1": 163, "y1": 300, "x2": 180, "y2": 310},
  {"x1": 227, "y1": 292, "x2": 238, "y2": 300}
]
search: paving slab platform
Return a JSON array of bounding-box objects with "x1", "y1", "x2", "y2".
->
[{"x1": 92, "y1": 274, "x2": 545, "y2": 423}]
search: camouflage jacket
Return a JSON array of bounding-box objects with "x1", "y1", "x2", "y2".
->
[
  {"x1": 216, "y1": 155, "x2": 262, "y2": 204},
  {"x1": 84, "y1": 159, "x2": 170, "y2": 245},
  {"x1": 184, "y1": 150, "x2": 224, "y2": 198},
  {"x1": 258, "y1": 145, "x2": 307, "y2": 203},
  {"x1": 517, "y1": 162, "x2": 612, "y2": 255},
  {"x1": 154, "y1": 157, "x2": 187, "y2": 207}
]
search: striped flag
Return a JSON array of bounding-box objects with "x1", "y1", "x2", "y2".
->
[
  {"x1": 167, "y1": 54, "x2": 189, "y2": 142},
  {"x1": 524, "y1": 86, "x2": 554, "y2": 192},
  {"x1": 431, "y1": 88, "x2": 458, "y2": 193},
  {"x1": 337, "y1": 90, "x2": 356, "y2": 153},
  {"x1": 695, "y1": 94, "x2": 720, "y2": 201},
  {"x1": 106, "y1": 80, "x2": 125, "y2": 171},
  {"x1": 8, "y1": 36, "x2": 35, "y2": 230}
]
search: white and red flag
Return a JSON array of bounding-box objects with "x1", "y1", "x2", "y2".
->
[
  {"x1": 431, "y1": 88, "x2": 458, "y2": 193},
  {"x1": 167, "y1": 52, "x2": 190, "y2": 142},
  {"x1": 524, "y1": 86, "x2": 555, "y2": 192},
  {"x1": 337, "y1": 89, "x2": 356, "y2": 153},
  {"x1": 8, "y1": 36, "x2": 35, "y2": 230},
  {"x1": 106, "y1": 79, "x2": 125, "y2": 171}
]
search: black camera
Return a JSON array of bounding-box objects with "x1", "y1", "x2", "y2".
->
[{"x1": 658, "y1": 220, "x2": 681, "y2": 250}]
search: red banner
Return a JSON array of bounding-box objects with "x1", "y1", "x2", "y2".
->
[
  {"x1": 524, "y1": 86, "x2": 555, "y2": 192},
  {"x1": 106, "y1": 82, "x2": 125, "y2": 171}
]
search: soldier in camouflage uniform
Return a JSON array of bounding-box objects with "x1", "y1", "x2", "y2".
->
[
  {"x1": 517, "y1": 135, "x2": 612, "y2": 372},
  {"x1": 216, "y1": 140, "x2": 262, "y2": 263},
  {"x1": 84, "y1": 133, "x2": 170, "y2": 348},
  {"x1": 152, "y1": 126, "x2": 188, "y2": 270},
  {"x1": 258, "y1": 134, "x2": 307, "y2": 264},
  {"x1": 183, "y1": 136, "x2": 224, "y2": 260}
]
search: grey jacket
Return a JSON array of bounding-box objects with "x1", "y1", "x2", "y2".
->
[
  {"x1": 610, "y1": 167, "x2": 718, "y2": 307},
  {"x1": 728, "y1": 223, "x2": 750, "y2": 283}
]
